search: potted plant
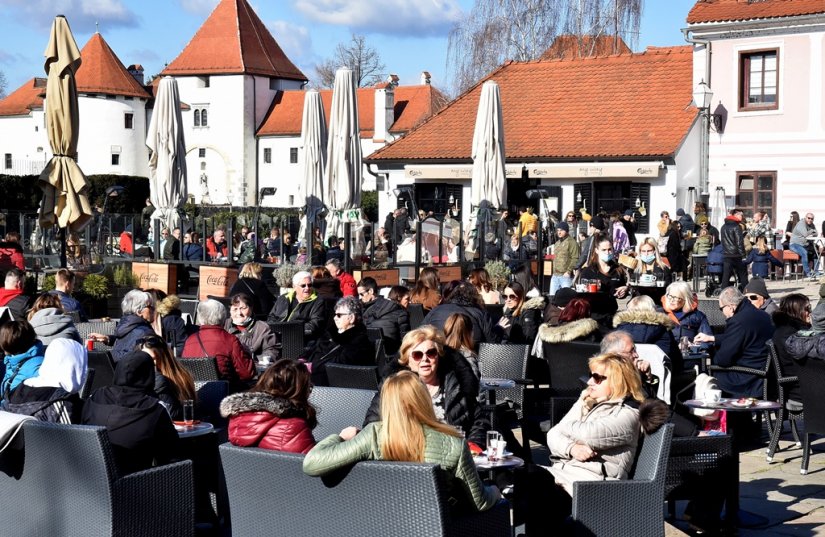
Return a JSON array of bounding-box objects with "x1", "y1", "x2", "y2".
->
[
  {"x1": 107, "y1": 263, "x2": 137, "y2": 316},
  {"x1": 484, "y1": 260, "x2": 511, "y2": 293},
  {"x1": 79, "y1": 273, "x2": 111, "y2": 318},
  {"x1": 274, "y1": 262, "x2": 310, "y2": 293}
]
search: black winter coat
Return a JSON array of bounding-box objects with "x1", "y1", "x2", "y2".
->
[
  {"x1": 307, "y1": 324, "x2": 376, "y2": 386},
  {"x1": 612, "y1": 310, "x2": 681, "y2": 372},
  {"x1": 771, "y1": 312, "x2": 810, "y2": 402},
  {"x1": 497, "y1": 297, "x2": 544, "y2": 345},
  {"x1": 5, "y1": 384, "x2": 81, "y2": 423},
  {"x1": 423, "y1": 301, "x2": 494, "y2": 345},
  {"x1": 365, "y1": 348, "x2": 489, "y2": 446},
  {"x1": 267, "y1": 292, "x2": 327, "y2": 349},
  {"x1": 109, "y1": 314, "x2": 156, "y2": 362},
  {"x1": 362, "y1": 296, "x2": 410, "y2": 354},
  {"x1": 161, "y1": 310, "x2": 191, "y2": 357},
  {"x1": 721, "y1": 217, "x2": 746, "y2": 258},
  {"x1": 712, "y1": 300, "x2": 774, "y2": 397}
]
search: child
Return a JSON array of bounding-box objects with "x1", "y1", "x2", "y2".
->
[
  {"x1": 744, "y1": 236, "x2": 782, "y2": 278},
  {"x1": 296, "y1": 246, "x2": 308, "y2": 264},
  {"x1": 692, "y1": 227, "x2": 713, "y2": 256}
]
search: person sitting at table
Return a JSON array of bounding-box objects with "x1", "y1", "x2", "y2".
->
[
  {"x1": 578, "y1": 233, "x2": 630, "y2": 326},
  {"x1": 6, "y1": 338, "x2": 86, "y2": 423},
  {"x1": 613, "y1": 295, "x2": 680, "y2": 372},
  {"x1": 82, "y1": 350, "x2": 180, "y2": 475},
  {"x1": 692, "y1": 226, "x2": 713, "y2": 256},
  {"x1": 524, "y1": 353, "x2": 646, "y2": 533},
  {"x1": 305, "y1": 296, "x2": 374, "y2": 386},
  {"x1": 535, "y1": 298, "x2": 602, "y2": 357},
  {"x1": 512, "y1": 263, "x2": 541, "y2": 299},
  {"x1": 658, "y1": 281, "x2": 713, "y2": 348},
  {"x1": 154, "y1": 293, "x2": 192, "y2": 357},
  {"x1": 743, "y1": 277, "x2": 778, "y2": 317},
  {"x1": 365, "y1": 326, "x2": 488, "y2": 447},
  {"x1": 27, "y1": 293, "x2": 82, "y2": 346},
  {"x1": 205, "y1": 226, "x2": 228, "y2": 261},
  {"x1": 694, "y1": 287, "x2": 774, "y2": 398},
  {"x1": 1, "y1": 319, "x2": 46, "y2": 399},
  {"x1": 304, "y1": 370, "x2": 500, "y2": 512},
  {"x1": 409, "y1": 267, "x2": 442, "y2": 312},
  {"x1": 469, "y1": 267, "x2": 500, "y2": 305},
  {"x1": 181, "y1": 299, "x2": 255, "y2": 390},
  {"x1": 229, "y1": 262, "x2": 276, "y2": 316},
  {"x1": 632, "y1": 237, "x2": 673, "y2": 289},
  {"x1": 220, "y1": 358, "x2": 316, "y2": 453},
  {"x1": 182, "y1": 231, "x2": 204, "y2": 261},
  {"x1": 770, "y1": 293, "x2": 811, "y2": 404},
  {"x1": 224, "y1": 293, "x2": 279, "y2": 359},
  {"x1": 88, "y1": 290, "x2": 157, "y2": 362},
  {"x1": 503, "y1": 232, "x2": 525, "y2": 267},
  {"x1": 310, "y1": 265, "x2": 342, "y2": 300},
  {"x1": 359, "y1": 277, "x2": 410, "y2": 355},
  {"x1": 137, "y1": 334, "x2": 196, "y2": 420},
  {"x1": 267, "y1": 271, "x2": 328, "y2": 355},
  {"x1": 444, "y1": 313, "x2": 479, "y2": 379},
  {"x1": 494, "y1": 281, "x2": 544, "y2": 345},
  {"x1": 387, "y1": 285, "x2": 411, "y2": 309},
  {"x1": 423, "y1": 280, "x2": 495, "y2": 345}
]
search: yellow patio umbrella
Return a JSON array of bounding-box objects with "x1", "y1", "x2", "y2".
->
[{"x1": 37, "y1": 15, "x2": 93, "y2": 233}]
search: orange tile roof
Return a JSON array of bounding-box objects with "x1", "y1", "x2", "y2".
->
[
  {"x1": 0, "y1": 78, "x2": 46, "y2": 117},
  {"x1": 162, "y1": 0, "x2": 306, "y2": 80},
  {"x1": 688, "y1": 0, "x2": 825, "y2": 24},
  {"x1": 368, "y1": 46, "x2": 697, "y2": 163},
  {"x1": 541, "y1": 35, "x2": 632, "y2": 60},
  {"x1": 76, "y1": 33, "x2": 151, "y2": 99},
  {"x1": 257, "y1": 84, "x2": 449, "y2": 138}
]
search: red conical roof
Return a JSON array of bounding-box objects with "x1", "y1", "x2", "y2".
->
[
  {"x1": 76, "y1": 33, "x2": 151, "y2": 99},
  {"x1": 162, "y1": 0, "x2": 306, "y2": 81},
  {"x1": 0, "y1": 78, "x2": 46, "y2": 117}
]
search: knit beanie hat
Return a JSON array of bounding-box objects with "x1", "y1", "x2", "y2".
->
[
  {"x1": 556, "y1": 221, "x2": 569, "y2": 232},
  {"x1": 744, "y1": 277, "x2": 769, "y2": 299}
]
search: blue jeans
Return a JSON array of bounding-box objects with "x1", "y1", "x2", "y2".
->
[
  {"x1": 550, "y1": 274, "x2": 573, "y2": 296},
  {"x1": 789, "y1": 243, "x2": 811, "y2": 276}
]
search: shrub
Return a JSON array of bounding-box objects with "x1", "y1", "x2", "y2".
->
[
  {"x1": 274, "y1": 262, "x2": 310, "y2": 289},
  {"x1": 81, "y1": 274, "x2": 111, "y2": 300}
]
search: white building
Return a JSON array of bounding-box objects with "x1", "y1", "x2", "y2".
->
[
  {"x1": 685, "y1": 0, "x2": 825, "y2": 224},
  {"x1": 0, "y1": 32, "x2": 151, "y2": 177}
]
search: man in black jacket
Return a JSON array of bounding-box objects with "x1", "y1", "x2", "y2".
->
[
  {"x1": 267, "y1": 270, "x2": 327, "y2": 353},
  {"x1": 358, "y1": 277, "x2": 410, "y2": 354},
  {"x1": 720, "y1": 209, "x2": 748, "y2": 291}
]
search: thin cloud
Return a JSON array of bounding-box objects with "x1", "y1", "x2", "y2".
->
[
  {"x1": 267, "y1": 20, "x2": 313, "y2": 63},
  {"x1": 0, "y1": 0, "x2": 139, "y2": 32},
  {"x1": 178, "y1": 0, "x2": 219, "y2": 15},
  {"x1": 294, "y1": 0, "x2": 463, "y2": 37}
]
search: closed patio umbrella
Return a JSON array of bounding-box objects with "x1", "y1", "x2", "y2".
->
[
  {"x1": 146, "y1": 76, "x2": 188, "y2": 236},
  {"x1": 469, "y1": 80, "x2": 507, "y2": 254},
  {"x1": 300, "y1": 89, "x2": 327, "y2": 247},
  {"x1": 37, "y1": 15, "x2": 93, "y2": 235},
  {"x1": 711, "y1": 186, "x2": 728, "y2": 230},
  {"x1": 324, "y1": 68, "x2": 362, "y2": 244}
]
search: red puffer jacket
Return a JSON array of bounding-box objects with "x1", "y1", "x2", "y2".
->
[
  {"x1": 181, "y1": 325, "x2": 255, "y2": 382},
  {"x1": 220, "y1": 392, "x2": 316, "y2": 453}
]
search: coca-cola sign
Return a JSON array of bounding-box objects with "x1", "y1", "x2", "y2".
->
[
  {"x1": 206, "y1": 275, "x2": 229, "y2": 286},
  {"x1": 139, "y1": 273, "x2": 159, "y2": 283}
]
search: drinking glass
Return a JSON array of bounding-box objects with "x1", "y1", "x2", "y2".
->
[
  {"x1": 183, "y1": 400, "x2": 194, "y2": 426},
  {"x1": 486, "y1": 430, "x2": 502, "y2": 460}
]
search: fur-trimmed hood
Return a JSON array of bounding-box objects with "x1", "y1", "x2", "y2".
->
[
  {"x1": 522, "y1": 296, "x2": 546, "y2": 311},
  {"x1": 220, "y1": 392, "x2": 302, "y2": 418},
  {"x1": 538, "y1": 317, "x2": 600, "y2": 343},
  {"x1": 156, "y1": 295, "x2": 181, "y2": 317},
  {"x1": 612, "y1": 310, "x2": 676, "y2": 329}
]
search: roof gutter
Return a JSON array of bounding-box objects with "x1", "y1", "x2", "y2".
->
[{"x1": 682, "y1": 26, "x2": 712, "y2": 202}]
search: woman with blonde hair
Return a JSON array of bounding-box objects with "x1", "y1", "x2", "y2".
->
[
  {"x1": 409, "y1": 267, "x2": 442, "y2": 311},
  {"x1": 229, "y1": 261, "x2": 276, "y2": 315},
  {"x1": 659, "y1": 281, "x2": 712, "y2": 345},
  {"x1": 303, "y1": 371, "x2": 500, "y2": 512},
  {"x1": 468, "y1": 267, "x2": 500, "y2": 305}
]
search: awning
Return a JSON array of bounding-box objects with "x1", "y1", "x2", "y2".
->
[{"x1": 403, "y1": 161, "x2": 664, "y2": 180}]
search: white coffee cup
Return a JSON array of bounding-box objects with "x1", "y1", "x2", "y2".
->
[
  {"x1": 639, "y1": 274, "x2": 657, "y2": 284},
  {"x1": 704, "y1": 389, "x2": 722, "y2": 404}
]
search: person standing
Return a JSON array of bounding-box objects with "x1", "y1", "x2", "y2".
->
[
  {"x1": 0, "y1": 268, "x2": 31, "y2": 321},
  {"x1": 518, "y1": 206, "x2": 538, "y2": 236},
  {"x1": 550, "y1": 221, "x2": 580, "y2": 295},
  {"x1": 720, "y1": 209, "x2": 748, "y2": 291},
  {"x1": 622, "y1": 210, "x2": 637, "y2": 248},
  {"x1": 205, "y1": 226, "x2": 228, "y2": 261},
  {"x1": 325, "y1": 258, "x2": 357, "y2": 297}
]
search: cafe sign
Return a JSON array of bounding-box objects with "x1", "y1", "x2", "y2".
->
[
  {"x1": 404, "y1": 161, "x2": 663, "y2": 180},
  {"x1": 132, "y1": 262, "x2": 176, "y2": 295}
]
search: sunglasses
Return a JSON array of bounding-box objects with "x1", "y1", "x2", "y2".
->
[
  {"x1": 333, "y1": 312, "x2": 351, "y2": 318},
  {"x1": 746, "y1": 294, "x2": 761, "y2": 301},
  {"x1": 298, "y1": 283, "x2": 312, "y2": 288},
  {"x1": 137, "y1": 335, "x2": 165, "y2": 348},
  {"x1": 719, "y1": 304, "x2": 732, "y2": 312},
  {"x1": 410, "y1": 348, "x2": 439, "y2": 362},
  {"x1": 589, "y1": 372, "x2": 608, "y2": 384},
  {"x1": 504, "y1": 293, "x2": 519, "y2": 300}
]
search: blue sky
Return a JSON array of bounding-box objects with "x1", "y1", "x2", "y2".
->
[{"x1": 0, "y1": 0, "x2": 698, "y2": 94}]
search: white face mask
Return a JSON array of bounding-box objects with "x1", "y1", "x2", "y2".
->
[
  {"x1": 640, "y1": 254, "x2": 656, "y2": 264},
  {"x1": 599, "y1": 252, "x2": 613, "y2": 263}
]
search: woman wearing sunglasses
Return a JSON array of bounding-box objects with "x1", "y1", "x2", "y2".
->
[
  {"x1": 364, "y1": 326, "x2": 486, "y2": 447},
  {"x1": 524, "y1": 353, "x2": 645, "y2": 532},
  {"x1": 137, "y1": 335, "x2": 196, "y2": 420},
  {"x1": 305, "y1": 296, "x2": 374, "y2": 386},
  {"x1": 495, "y1": 282, "x2": 544, "y2": 345}
]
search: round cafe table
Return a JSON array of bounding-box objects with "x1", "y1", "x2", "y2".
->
[
  {"x1": 473, "y1": 454, "x2": 525, "y2": 471},
  {"x1": 480, "y1": 378, "x2": 516, "y2": 429},
  {"x1": 174, "y1": 421, "x2": 214, "y2": 439}
]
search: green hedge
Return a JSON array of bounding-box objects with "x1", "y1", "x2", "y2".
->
[{"x1": 0, "y1": 174, "x2": 150, "y2": 214}]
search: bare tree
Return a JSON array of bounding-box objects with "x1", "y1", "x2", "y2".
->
[
  {"x1": 0, "y1": 71, "x2": 7, "y2": 99},
  {"x1": 446, "y1": 0, "x2": 643, "y2": 95},
  {"x1": 313, "y1": 34, "x2": 386, "y2": 88}
]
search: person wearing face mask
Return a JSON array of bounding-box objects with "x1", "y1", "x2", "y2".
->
[
  {"x1": 224, "y1": 293, "x2": 279, "y2": 359},
  {"x1": 579, "y1": 233, "x2": 630, "y2": 326},
  {"x1": 631, "y1": 237, "x2": 673, "y2": 302}
]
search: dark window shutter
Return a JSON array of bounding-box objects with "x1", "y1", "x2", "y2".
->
[{"x1": 630, "y1": 183, "x2": 651, "y2": 234}]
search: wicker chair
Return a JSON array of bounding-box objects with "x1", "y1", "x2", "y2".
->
[
  {"x1": 478, "y1": 343, "x2": 530, "y2": 419},
  {"x1": 325, "y1": 363, "x2": 380, "y2": 391},
  {"x1": 797, "y1": 357, "x2": 825, "y2": 474},
  {"x1": 0, "y1": 421, "x2": 194, "y2": 536},
  {"x1": 87, "y1": 351, "x2": 116, "y2": 393},
  {"x1": 178, "y1": 357, "x2": 220, "y2": 381},
  {"x1": 196, "y1": 380, "x2": 229, "y2": 431},
  {"x1": 696, "y1": 300, "x2": 728, "y2": 334},
  {"x1": 269, "y1": 321, "x2": 305, "y2": 360},
  {"x1": 665, "y1": 434, "x2": 738, "y2": 531},
  {"x1": 79, "y1": 368, "x2": 95, "y2": 399},
  {"x1": 308, "y1": 386, "x2": 376, "y2": 440},
  {"x1": 541, "y1": 341, "x2": 600, "y2": 432},
  {"x1": 178, "y1": 298, "x2": 199, "y2": 324},
  {"x1": 570, "y1": 424, "x2": 674, "y2": 537},
  {"x1": 76, "y1": 321, "x2": 116, "y2": 350},
  {"x1": 407, "y1": 303, "x2": 426, "y2": 329},
  {"x1": 219, "y1": 445, "x2": 511, "y2": 537},
  {"x1": 365, "y1": 327, "x2": 383, "y2": 345},
  {"x1": 764, "y1": 340, "x2": 803, "y2": 462}
]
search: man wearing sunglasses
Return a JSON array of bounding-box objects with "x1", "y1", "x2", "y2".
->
[
  {"x1": 789, "y1": 212, "x2": 819, "y2": 280},
  {"x1": 267, "y1": 270, "x2": 327, "y2": 353},
  {"x1": 599, "y1": 331, "x2": 658, "y2": 398},
  {"x1": 743, "y1": 277, "x2": 778, "y2": 316}
]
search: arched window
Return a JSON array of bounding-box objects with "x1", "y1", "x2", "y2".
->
[
  {"x1": 194, "y1": 109, "x2": 201, "y2": 127},
  {"x1": 201, "y1": 109, "x2": 208, "y2": 127}
]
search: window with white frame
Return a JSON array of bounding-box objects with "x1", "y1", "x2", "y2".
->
[
  {"x1": 739, "y1": 49, "x2": 778, "y2": 111},
  {"x1": 193, "y1": 107, "x2": 209, "y2": 128}
]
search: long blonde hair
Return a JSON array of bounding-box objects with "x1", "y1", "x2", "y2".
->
[
  {"x1": 379, "y1": 371, "x2": 460, "y2": 462},
  {"x1": 588, "y1": 353, "x2": 645, "y2": 403}
]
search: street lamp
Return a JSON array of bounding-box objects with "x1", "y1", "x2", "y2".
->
[{"x1": 97, "y1": 185, "x2": 125, "y2": 258}]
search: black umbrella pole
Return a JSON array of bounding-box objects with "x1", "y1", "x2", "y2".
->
[{"x1": 59, "y1": 227, "x2": 67, "y2": 269}]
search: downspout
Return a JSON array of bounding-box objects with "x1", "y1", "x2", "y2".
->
[
  {"x1": 682, "y1": 27, "x2": 713, "y2": 206},
  {"x1": 253, "y1": 76, "x2": 258, "y2": 210}
]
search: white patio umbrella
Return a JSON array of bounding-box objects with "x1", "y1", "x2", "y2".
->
[
  {"x1": 324, "y1": 68, "x2": 362, "y2": 242},
  {"x1": 37, "y1": 15, "x2": 93, "y2": 234},
  {"x1": 469, "y1": 80, "x2": 507, "y2": 252},
  {"x1": 299, "y1": 89, "x2": 327, "y2": 247},
  {"x1": 146, "y1": 76, "x2": 188, "y2": 234},
  {"x1": 710, "y1": 186, "x2": 728, "y2": 230}
]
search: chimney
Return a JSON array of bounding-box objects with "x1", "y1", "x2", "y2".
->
[
  {"x1": 127, "y1": 64, "x2": 144, "y2": 86},
  {"x1": 420, "y1": 71, "x2": 431, "y2": 85},
  {"x1": 374, "y1": 83, "x2": 395, "y2": 143},
  {"x1": 386, "y1": 74, "x2": 399, "y2": 87}
]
